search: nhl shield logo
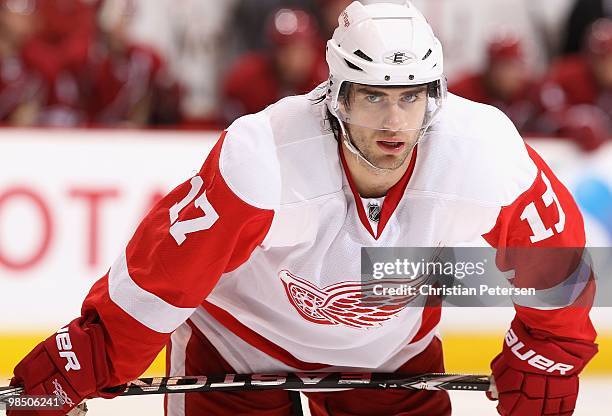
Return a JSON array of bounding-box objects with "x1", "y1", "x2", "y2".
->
[
  {"x1": 383, "y1": 51, "x2": 414, "y2": 65},
  {"x1": 367, "y1": 202, "x2": 381, "y2": 223}
]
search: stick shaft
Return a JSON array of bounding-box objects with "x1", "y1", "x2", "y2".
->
[
  {"x1": 1, "y1": 372, "x2": 491, "y2": 400},
  {"x1": 105, "y1": 372, "x2": 491, "y2": 396}
]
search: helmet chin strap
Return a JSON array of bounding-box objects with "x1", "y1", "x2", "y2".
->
[{"x1": 337, "y1": 118, "x2": 390, "y2": 173}]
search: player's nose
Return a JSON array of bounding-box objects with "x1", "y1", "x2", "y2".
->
[{"x1": 381, "y1": 103, "x2": 406, "y2": 131}]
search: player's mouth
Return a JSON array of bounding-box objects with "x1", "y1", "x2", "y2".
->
[{"x1": 376, "y1": 138, "x2": 406, "y2": 154}]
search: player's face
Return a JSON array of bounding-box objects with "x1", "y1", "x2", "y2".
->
[{"x1": 341, "y1": 85, "x2": 427, "y2": 170}]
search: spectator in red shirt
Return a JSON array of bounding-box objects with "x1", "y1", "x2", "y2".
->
[
  {"x1": 450, "y1": 33, "x2": 540, "y2": 133},
  {"x1": 538, "y1": 18, "x2": 612, "y2": 150},
  {"x1": 86, "y1": 0, "x2": 180, "y2": 127},
  {"x1": 20, "y1": 0, "x2": 98, "y2": 126},
  {"x1": 0, "y1": 0, "x2": 42, "y2": 125},
  {"x1": 222, "y1": 8, "x2": 327, "y2": 122},
  {"x1": 542, "y1": 18, "x2": 612, "y2": 110}
]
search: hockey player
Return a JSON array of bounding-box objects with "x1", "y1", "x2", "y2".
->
[{"x1": 9, "y1": 2, "x2": 597, "y2": 416}]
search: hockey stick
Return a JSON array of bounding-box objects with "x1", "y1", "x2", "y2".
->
[{"x1": 1, "y1": 372, "x2": 491, "y2": 400}]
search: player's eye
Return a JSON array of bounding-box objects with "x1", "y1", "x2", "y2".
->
[
  {"x1": 401, "y1": 94, "x2": 419, "y2": 103},
  {"x1": 365, "y1": 94, "x2": 382, "y2": 103}
]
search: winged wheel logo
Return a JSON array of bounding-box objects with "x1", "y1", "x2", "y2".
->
[{"x1": 279, "y1": 270, "x2": 424, "y2": 329}]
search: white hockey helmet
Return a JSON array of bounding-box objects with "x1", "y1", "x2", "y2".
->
[{"x1": 326, "y1": 1, "x2": 446, "y2": 133}]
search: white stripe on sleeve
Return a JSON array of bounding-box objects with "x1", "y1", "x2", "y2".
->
[
  {"x1": 511, "y1": 250, "x2": 593, "y2": 310},
  {"x1": 108, "y1": 252, "x2": 196, "y2": 333}
]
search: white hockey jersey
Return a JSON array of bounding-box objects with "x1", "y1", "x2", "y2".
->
[{"x1": 81, "y1": 87, "x2": 595, "y2": 387}]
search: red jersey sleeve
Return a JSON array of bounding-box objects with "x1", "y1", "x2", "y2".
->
[
  {"x1": 80, "y1": 132, "x2": 275, "y2": 386},
  {"x1": 482, "y1": 144, "x2": 596, "y2": 342}
]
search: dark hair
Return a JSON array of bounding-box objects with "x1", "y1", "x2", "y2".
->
[{"x1": 310, "y1": 83, "x2": 353, "y2": 141}]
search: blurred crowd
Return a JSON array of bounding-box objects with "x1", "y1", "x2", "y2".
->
[{"x1": 0, "y1": 0, "x2": 610, "y2": 150}]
